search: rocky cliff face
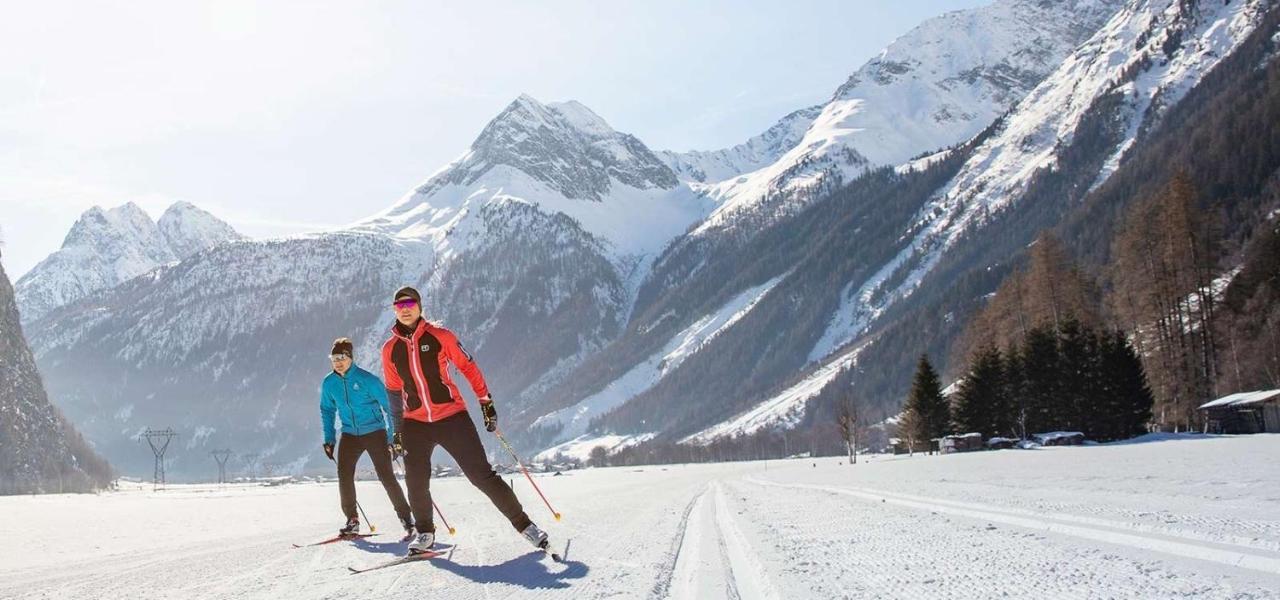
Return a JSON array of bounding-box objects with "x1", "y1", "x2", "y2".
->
[{"x1": 1, "y1": 248, "x2": 112, "y2": 494}]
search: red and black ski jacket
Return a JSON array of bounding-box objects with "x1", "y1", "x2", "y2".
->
[{"x1": 381, "y1": 319, "x2": 490, "y2": 425}]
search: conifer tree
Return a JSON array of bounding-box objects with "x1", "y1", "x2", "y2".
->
[
  {"x1": 951, "y1": 344, "x2": 1006, "y2": 438},
  {"x1": 1004, "y1": 345, "x2": 1028, "y2": 439},
  {"x1": 904, "y1": 354, "x2": 949, "y2": 452},
  {"x1": 1057, "y1": 318, "x2": 1099, "y2": 433},
  {"x1": 1100, "y1": 329, "x2": 1155, "y2": 439},
  {"x1": 1020, "y1": 326, "x2": 1061, "y2": 434}
]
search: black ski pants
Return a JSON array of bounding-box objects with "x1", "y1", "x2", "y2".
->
[
  {"x1": 337, "y1": 429, "x2": 411, "y2": 521},
  {"x1": 401, "y1": 412, "x2": 531, "y2": 534}
]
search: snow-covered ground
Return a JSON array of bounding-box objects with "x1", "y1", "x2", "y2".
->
[{"x1": 4, "y1": 434, "x2": 1279, "y2": 599}]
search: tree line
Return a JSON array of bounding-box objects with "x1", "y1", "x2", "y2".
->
[
  {"x1": 910, "y1": 165, "x2": 1278, "y2": 444},
  {"x1": 1105, "y1": 171, "x2": 1277, "y2": 431},
  {"x1": 902, "y1": 318, "x2": 1153, "y2": 450}
]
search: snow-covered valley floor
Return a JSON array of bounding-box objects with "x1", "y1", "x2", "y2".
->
[{"x1": 3, "y1": 434, "x2": 1279, "y2": 599}]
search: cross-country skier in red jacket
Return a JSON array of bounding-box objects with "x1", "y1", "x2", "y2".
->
[{"x1": 381, "y1": 285, "x2": 548, "y2": 555}]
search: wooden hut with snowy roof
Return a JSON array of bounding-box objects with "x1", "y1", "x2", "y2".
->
[{"x1": 1199, "y1": 389, "x2": 1280, "y2": 434}]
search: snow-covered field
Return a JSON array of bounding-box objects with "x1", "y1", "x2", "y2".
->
[{"x1": 4, "y1": 434, "x2": 1279, "y2": 599}]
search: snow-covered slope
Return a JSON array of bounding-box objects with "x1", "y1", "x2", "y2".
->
[
  {"x1": 685, "y1": 340, "x2": 868, "y2": 444},
  {"x1": 658, "y1": 105, "x2": 823, "y2": 184},
  {"x1": 941, "y1": 0, "x2": 1272, "y2": 215},
  {"x1": 806, "y1": 0, "x2": 1273, "y2": 365},
  {"x1": 14, "y1": 202, "x2": 243, "y2": 323},
  {"x1": 532, "y1": 272, "x2": 789, "y2": 449},
  {"x1": 692, "y1": 0, "x2": 1124, "y2": 237}
]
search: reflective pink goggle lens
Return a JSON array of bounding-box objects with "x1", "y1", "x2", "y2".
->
[{"x1": 393, "y1": 299, "x2": 418, "y2": 309}]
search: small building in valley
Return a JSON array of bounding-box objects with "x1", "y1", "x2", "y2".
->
[
  {"x1": 1199, "y1": 389, "x2": 1280, "y2": 434},
  {"x1": 939, "y1": 432, "x2": 984, "y2": 454},
  {"x1": 888, "y1": 437, "x2": 939, "y2": 455}
]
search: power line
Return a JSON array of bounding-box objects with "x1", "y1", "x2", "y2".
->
[
  {"x1": 211, "y1": 449, "x2": 233, "y2": 484},
  {"x1": 142, "y1": 428, "x2": 177, "y2": 491},
  {"x1": 240, "y1": 453, "x2": 261, "y2": 480}
]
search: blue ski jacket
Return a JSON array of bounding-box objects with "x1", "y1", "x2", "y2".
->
[{"x1": 320, "y1": 364, "x2": 396, "y2": 445}]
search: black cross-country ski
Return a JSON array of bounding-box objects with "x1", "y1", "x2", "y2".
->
[
  {"x1": 347, "y1": 545, "x2": 456, "y2": 574},
  {"x1": 292, "y1": 533, "x2": 376, "y2": 548}
]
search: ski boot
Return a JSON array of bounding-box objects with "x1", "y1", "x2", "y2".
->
[
  {"x1": 520, "y1": 523, "x2": 549, "y2": 550},
  {"x1": 399, "y1": 514, "x2": 415, "y2": 539},
  {"x1": 338, "y1": 517, "x2": 360, "y2": 537},
  {"x1": 407, "y1": 530, "x2": 436, "y2": 555}
]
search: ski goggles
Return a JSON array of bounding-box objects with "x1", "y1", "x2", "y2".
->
[
  {"x1": 393, "y1": 298, "x2": 419, "y2": 309},
  {"x1": 329, "y1": 354, "x2": 352, "y2": 361}
]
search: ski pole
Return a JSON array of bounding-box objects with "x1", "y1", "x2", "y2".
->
[
  {"x1": 433, "y1": 499, "x2": 456, "y2": 536},
  {"x1": 331, "y1": 455, "x2": 376, "y2": 533},
  {"x1": 493, "y1": 428, "x2": 561, "y2": 521},
  {"x1": 395, "y1": 456, "x2": 456, "y2": 535},
  {"x1": 355, "y1": 499, "x2": 376, "y2": 533}
]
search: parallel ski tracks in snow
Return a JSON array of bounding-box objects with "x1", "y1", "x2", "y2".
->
[
  {"x1": 750, "y1": 478, "x2": 1280, "y2": 576},
  {"x1": 662, "y1": 481, "x2": 780, "y2": 600},
  {"x1": 648, "y1": 484, "x2": 706, "y2": 599},
  {"x1": 9, "y1": 440, "x2": 1278, "y2": 598}
]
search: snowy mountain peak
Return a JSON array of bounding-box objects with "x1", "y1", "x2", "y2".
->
[
  {"x1": 161, "y1": 200, "x2": 200, "y2": 216},
  {"x1": 692, "y1": 0, "x2": 1126, "y2": 236},
  {"x1": 157, "y1": 201, "x2": 244, "y2": 259},
  {"x1": 545, "y1": 99, "x2": 616, "y2": 139},
  {"x1": 410, "y1": 94, "x2": 678, "y2": 203},
  {"x1": 660, "y1": 105, "x2": 824, "y2": 184},
  {"x1": 486, "y1": 94, "x2": 561, "y2": 137},
  {"x1": 831, "y1": 0, "x2": 1124, "y2": 103},
  {"x1": 489, "y1": 95, "x2": 615, "y2": 140},
  {"x1": 357, "y1": 94, "x2": 711, "y2": 264},
  {"x1": 62, "y1": 202, "x2": 159, "y2": 249},
  {"x1": 801, "y1": 0, "x2": 1271, "y2": 367},
  {"x1": 928, "y1": 0, "x2": 1273, "y2": 231},
  {"x1": 16, "y1": 201, "x2": 241, "y2": 323}
]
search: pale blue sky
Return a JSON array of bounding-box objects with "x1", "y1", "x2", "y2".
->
[{"x1": 0, "y1": 0, "x2": 990, "y2": 279}]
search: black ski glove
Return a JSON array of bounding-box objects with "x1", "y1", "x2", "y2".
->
[
  {"x1": 390, "y1": 432, "x2": 404, "y2": 458},
  {"x1": 323, "y1": 443, "x2": 335, "y2": 461},
  {"x1": 480, "y1": 399, "x2": 497, "y2": 432}
]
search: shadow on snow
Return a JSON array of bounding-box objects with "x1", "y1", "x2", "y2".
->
[
  {"x1": 351, "y1": 537, "x2": 417, "y2": 556},
  {"x1": 431, "y1": 551, "x2": 589, "y2": 589},
  {"x1": 349, "y1": 539, "x2": 589, "y2": 589}
]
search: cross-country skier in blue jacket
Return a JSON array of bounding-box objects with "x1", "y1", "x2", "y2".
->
[{"x1": 320, "y1": 337, "x2": 413, "y2": 537}]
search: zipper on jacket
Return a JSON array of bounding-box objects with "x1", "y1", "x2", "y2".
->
[
  {"x1": 341, "y1": 373, "x2": 360, "y2": 436},
  {"x1": 406, "y1": 329, "x2": 434, "y2": 422}
]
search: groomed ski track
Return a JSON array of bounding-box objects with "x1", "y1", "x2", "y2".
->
[{"x1": 2, "y1": 434, "x2": 1279, "y2": 598}]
